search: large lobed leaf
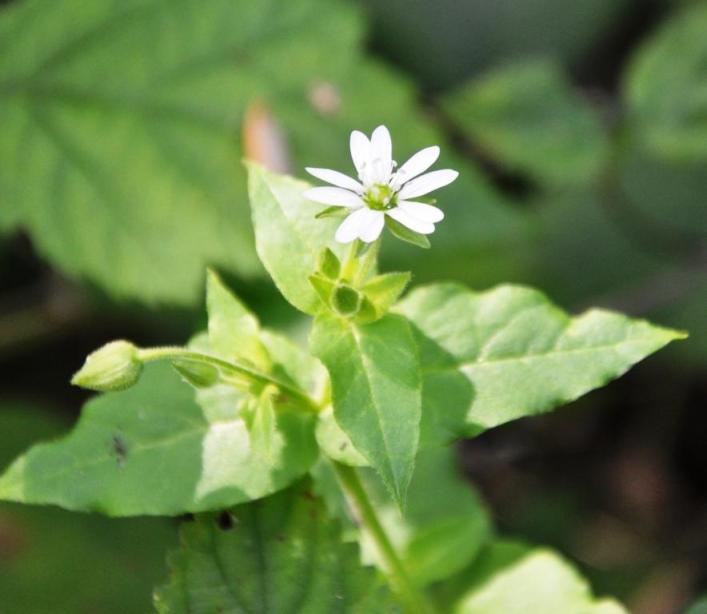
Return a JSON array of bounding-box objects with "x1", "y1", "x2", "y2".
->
[
  {"x1": 310, "y1": 313, "x2": 422, "y2": 506},
  {"x1": 154, "y1": 480, "x2": 399, "y2": 613},
  {"x1": 397, "y1": 283, "x2": 685, "y2": 437},
  {"x1": 0, "y1": 0, "x2": 361, "y2": 302},
  {"x1": 0, "y1": 363, "x2": 317, "y2": 515}
]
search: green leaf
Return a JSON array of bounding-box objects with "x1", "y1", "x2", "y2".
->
[
  {"x1": 154, "y1": 480, "x2": 398, "y2": 613},
  {"x1": 0, "y1": 405, "x2": 175, "y2": 614},
  {"x1": 313, "y1": 446, "x2": 491, "y2": 587},
  {"x1": 397, "y1": 283, "x2": 685, "y2": 436},
  {"x1": 206, "y1": 269, "x2": 270, "y2": 369},
  {"x1": 625, "y1": 2, "x2": 707, "y2": 161},
  {"x1": 315, "y1": 205, "x2": 349, "y2": 220},
  {"x1": 0, "y1": 0, "x2": 360, "y2": 302},
  {"x1": 315, "y1": 407, "x2": 369, "y2": 467},
  {"x1": 686, "y1": 595, "x2": 707, "y2": 614},
  {"x1": 249, "y1": 388, "x2": 277, "y2": 462},
  {"x1": 449, "y1": 541, "x2": 627, "y2": 613},
  {"x1": 0, "y1": 363, "x2": 317, "y2": 515},
  {"x1": 443, "y1": 59, "x2": 608, "y2": 186},
  {"x1": 310, "y1": 313, "x2": 422, "y2": 505},
  {"x1": 248, "y1": 163, "x2": 346, "y2": 314},
  {"x1": 385, "y1": 216, "x2": 431, "y2": 249},
  {"x1": 620, "y1": 3, "x2": 707, "y2": 236}
]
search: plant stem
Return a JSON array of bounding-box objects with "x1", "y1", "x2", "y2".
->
[
  {"x1": 137, "y1": 346, "x2": 319, "y2": 412},
  {"x1": 332, "y1": 462, "x2": 438, "y2": 614}
]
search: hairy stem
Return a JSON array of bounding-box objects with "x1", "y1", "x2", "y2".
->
[
  {"x1": 333, "y1": 462, "x2": 438, "y2": 614},
  {"x1": 137, "y1": 346, "x2": 319, "y2": 412}
]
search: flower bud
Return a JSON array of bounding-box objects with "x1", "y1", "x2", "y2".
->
[{"x1": 71, "y1": 340, "x2": 143, "y2": 392}]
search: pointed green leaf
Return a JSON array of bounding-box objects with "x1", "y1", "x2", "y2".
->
[
  {"x1": 313, "y1": 446, "x2": 491, "y2": 587},
  {"x1": 443, "y1": 59, "x2": 608, "y2": 186},
  {"x1": 310, "y1": 313, "x2": 422, "y2": 505},
  {"x1": 315, "y1": 205, "x2": 349, "y2": 220},
  {"x1": 0, "y1": 364, "x2": 317, "y2": 515},
  {"x1": 250, "y1": 388, "x2": 277, "y2": 462},
  {"x1": 206, "y1": 269, "x2": 270, "y2": 369},
  {"x1": 248, "y1": 164, "x2": 346, "y2": 314},
  {"x1": 450, "y1": 541, "x2": 627, "y2": 614},
  {"x1": 154, "y1": 481, "x2": 398, "y2": 613},
  {"x1": 384, "y1": 216, "x2": 431, "y2": 249},
  {"x1": 398, "y1": 283, "x2": 685, "y2": 437}
]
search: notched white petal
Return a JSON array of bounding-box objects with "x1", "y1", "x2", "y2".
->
[
  {"x1": 392, "y1": 146, "x2": 440, "y2": 188},
  {"x1": 350, "y1": 130, "x2": 371, "y2": 176},
  {"x1": 370, "y1": 125, "x2": 393, "y2": 183},
  {"x1": 304, "y1": 187, "x2": 363, "y2": 208},
  {"x1": 398, "y1": 200, "x2": 445, "y2": 223},
  {"x1": 387, "y1": 207, "x2": 436, "y2": 235},
  {"x1": 335, "y1": 208, "x2": 370, "y2": 243},
  {"x1": 397, "y1": 169, "x2": 459, "y2": 200},
  {"x1": 305, "y1": 167, "x2": 363, "y2": 192},
  {"x1": 358, "y1": 209, "x2": 385, "y2": 243}
]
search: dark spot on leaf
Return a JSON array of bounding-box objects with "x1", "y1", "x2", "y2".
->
[
  {"x1": 301, "y1": 490, "x2": 316, "y2": 501},
  {"x1": 216, "y1": 512, "x2": 237, "y2": 531},
  {"x1": 276, "y1": 534, "x2": 286, "y2": 543},
  {"x1": 339, "y1": 442, "x2": 347, "y2": 451},
  {"x1": 111, "y1": 434, "x2": 128, "y2": 468}
]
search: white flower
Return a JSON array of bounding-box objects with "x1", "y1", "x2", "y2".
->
[{"x1": 304, "y1": 125, "x2": 458, "y2": 244}]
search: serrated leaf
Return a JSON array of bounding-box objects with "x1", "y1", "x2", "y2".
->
[
  {"x1": 154, "y1": 481, "x2": 398, "y2": 613},
  {"x1": 310, "y1": 313, "x2": 422, "y2": 505},
  {"x1": 206, "y1": 269, "x2": 270, "y2": 369},
  {"x1": 248, "y1": 163, "x2": 346, "y2": 314},
  {"x1": 397, "y1": 283, "x2": 685, "y2": 437},
  {"x1": 0, "y1": 0, "x2": 360, "y2": 302},
  {"x1": 443, "y1": 59, "x2": 608, "y2": 186},
  {"x1": 0, "y1": 363, "x2": 317, "y2": 515},
  {"x1": 313, "y1": 446, "x2": 491, "y2": 587},
  {"x1": 450, "y1": 541, "x2": 627, "y2": 614}
]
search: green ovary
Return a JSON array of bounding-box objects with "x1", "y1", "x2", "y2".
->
[{"x1": 364, "y1": 183, "x2": 397, "y2": 211}]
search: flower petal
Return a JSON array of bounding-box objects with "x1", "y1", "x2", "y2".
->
[
  {"x1": 398, "y1": 200, "x2": 444, "y2": 223},
  {"x1": 304, "y1": 187, "x2": 364, "y2": 208},
  {"x1": 370, "y1": 125, "x2": 393, "y2": 183},
  {"x1": 305, "y1": 167, "x2": 363, "y2": 192},
  {"x1": 350, "y1": 130, "x2": 371, "y2": 180},
  {"x1": 397, "y1": 169, "x2": 459, "y2": 200},
  {"x1": 386, "y1": 207, "x2": 436, "y2": 235},
  {"x1": 358, "y1": 209, "x2": 385, "y2": 243},
  {"x1": 335, "y1": 208, "x2": 371, "y2": 243},
  {"x1": 392, "y1": 146, "x2": 439, "y2": 189}
]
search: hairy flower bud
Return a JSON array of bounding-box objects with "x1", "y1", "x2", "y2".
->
[{"x1": 71, "y1": 340, "x2": 143, "y2": 392}]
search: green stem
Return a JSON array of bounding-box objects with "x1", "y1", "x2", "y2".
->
[
  {"x1": 333, "y1": 462, "x2": 438, "y2": 614},
  {"x1": 137, "y1": 346, "x2": 319, "y2": 412}
]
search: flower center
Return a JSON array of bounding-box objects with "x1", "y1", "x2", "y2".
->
[{"x1": 363, "y1": 183, "x2": 396, "y2": 211}]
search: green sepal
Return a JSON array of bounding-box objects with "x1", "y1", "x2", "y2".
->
[
  {"x1": 315, "y1": 205, "x2": 348, "y2": 219},
  {"x1": 361, "y1": 272, "x2": 411, "y2": 319},
  {"x1": 172, "y1": 360, "x2": 219, "y2": 389},
  {"x1": 308, "y1": 273, "x2": 336, "y2": 305},
  {"x1": 385, "y1": 217, "x2": 431, "y2": 249},
  {"x1": 317, "y1": 247, "x2": 341, "y2": 279}
]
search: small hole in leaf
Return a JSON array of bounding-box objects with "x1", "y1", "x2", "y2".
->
[{"x1": 216, "y1": 512, "x2": 237, "y2": 531}]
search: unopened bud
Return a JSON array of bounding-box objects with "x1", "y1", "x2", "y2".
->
[{"x1": 71, "y1": 340, "x2": 143, "y2": 392}]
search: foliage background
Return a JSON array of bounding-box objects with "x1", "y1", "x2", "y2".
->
[{"x1": 0, "y1": 0, "x2": 704, "y2": 611}]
